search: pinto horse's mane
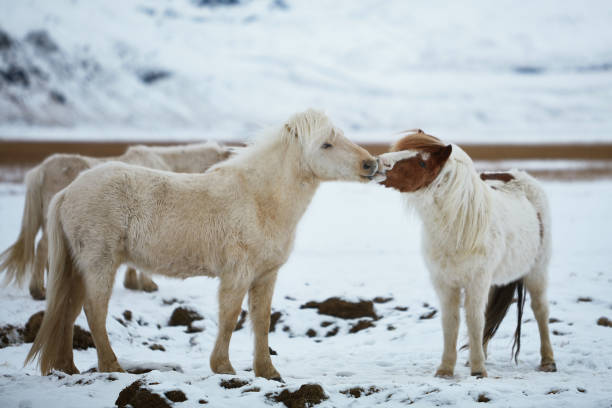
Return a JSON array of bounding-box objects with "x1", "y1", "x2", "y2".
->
[{"x1": 391, "y1": 129, "x2": 445, "y2": 153}]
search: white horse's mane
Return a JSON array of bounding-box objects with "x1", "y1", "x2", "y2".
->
[
  {"x1": 425, "y1": 145, "x2": 491, "y2": 253},
  {"x1": 219, "y1": 109, "x2": 335, "y2": 167}
]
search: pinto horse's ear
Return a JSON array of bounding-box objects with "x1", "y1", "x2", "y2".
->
[
  {"x1": 284, "y1": 123, "x2": 298, "y2": 138},
  {"x1": 436, "y1": 144, "x2": 452, "y2": 163}
]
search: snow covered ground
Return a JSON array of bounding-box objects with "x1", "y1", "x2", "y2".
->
[
  {"x1": 0, "y1": 178, "x2": 611, "y2": 407},
  {"x1": 2, "y1": 0, "x2": 612, "y2": 143}
]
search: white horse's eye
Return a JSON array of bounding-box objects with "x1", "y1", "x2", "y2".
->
[{"x1": 321, "y1": 143, "x2": 333, "y2": 149}]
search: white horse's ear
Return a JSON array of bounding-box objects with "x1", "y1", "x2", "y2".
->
[{"x1": 284, "y1": 123, "x2": 298, "y2": 138}]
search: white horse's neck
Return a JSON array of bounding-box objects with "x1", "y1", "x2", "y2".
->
[
  {"x1": 411, "y1": 153, "x2": 491, "y2": 255},
  {"x1": 236, "y1": 136, "x2": 320, "y2": 232}
]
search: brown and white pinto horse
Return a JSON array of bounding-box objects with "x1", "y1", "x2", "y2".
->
[{"x1": 376, "y1": 130, "x2": 556, "y2": 377}]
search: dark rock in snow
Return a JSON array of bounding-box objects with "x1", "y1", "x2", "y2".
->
[
  {"x1": 138, "y1": 69, "x2": 172, "y2": 84},
  {"x1": 168, "y1": 307, "x2": 203, "y2": 326}
]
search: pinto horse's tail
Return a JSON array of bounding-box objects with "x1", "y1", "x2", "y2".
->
[
  {"x1": 483, "y1": 279, "x2": 527, "y2": 363},
  {"x1": 0, "y1": 165, "x2": 45, "y2": 287}
]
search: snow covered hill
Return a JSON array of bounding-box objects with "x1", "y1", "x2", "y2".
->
[{"x1": 1, "y1": 0, "x2": 612, "y2": 143}]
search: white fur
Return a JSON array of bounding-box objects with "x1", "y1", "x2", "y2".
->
[{"x1": 400, "y1": 144, "x2": 554, "y2": 377}]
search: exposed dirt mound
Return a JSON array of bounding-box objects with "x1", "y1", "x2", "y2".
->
[
  {"x1": 267, "y1": 383, "x2": 328, "y2": 408},
  {"x1": 73, "y1": 325, "x2": 95, "y2": 350},
  {"x1": 597, "y1": 317, "x2": 612, "y2": 327},
  {"x1": 168, "y1": 307, "x2": 203, "y2": 326},
  {"x1": 341, "y1": 386, "x2": 380, "y2": 398},
  {"x1": 301, "y1": 297, "x2": 377, "y2": 320},
  {"x1": 270, "y1": 311, "x2": 283, "y2": 332},
  {"x1": 234, "y1": 310, "x2": 247, "y2": 331},
  {"x1": 164, "y1": 390, "x2": 187, "y2": 402},
  {"x1": 123, "y1": 310, "x2": 133, "y2": 322},
  {"x1": 23, "y1": 311, "x2": 44, "y2": 342},
  {"x1": 116, "y1": 380, "x2": 171, "y2": 408},
  {"x1": 0, "y1": 325, "x2": 22, "y2": 348},
  {"x1": 219, "y1": 378, "x2": 249, "y2": 389},
  {"x1": 477, "y1": 393, "x2": 491, "y2": 402},
  {"x1": 349, "y1": 319, "x2": 375, "y2": 334}
]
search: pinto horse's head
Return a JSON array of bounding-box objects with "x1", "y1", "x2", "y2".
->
[
  {"x1": 376, "y1": 130, "x2": 452, "y2": 192},
  {"x1": 284, "y1": 109, "x2": 378, "y2": 182}
]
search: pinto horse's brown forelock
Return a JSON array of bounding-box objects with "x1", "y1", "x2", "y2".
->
[
  {"x1": 381, "y1": 144, "x2": 452, "y2": 192},
  {"x1": 391, "y1": 130, "x2": 444, "y2": 153},
  {"x1": 480, "y1": 278, "x2": 527, "y2": 364}
]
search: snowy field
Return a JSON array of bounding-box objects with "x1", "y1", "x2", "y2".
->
[
  {"x1": 1, "y1": 0, "x2": 612, "y2": 143},
  {"x1": 0, "y1": 178, "x2": 611, "y2": 407}
]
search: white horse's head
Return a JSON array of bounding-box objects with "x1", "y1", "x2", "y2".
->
[{"x1": 284, "y1": 109, "x2": 378, "y2": 182}]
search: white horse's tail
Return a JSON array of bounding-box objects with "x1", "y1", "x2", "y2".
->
[
  {"x1": 0, "y1": 166, "x2": 44, "y2": 287},
  {"x1": 25, "y1": 190, "x2": 81, "y2": 375}
]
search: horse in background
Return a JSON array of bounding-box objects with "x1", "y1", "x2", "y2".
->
[
  {"x1": 0, "y1": 142, "x2": 235, "y2": 300},
  {"x1": 25, "y1": 109, "x2": 378, "y2": 379},
  {"x1": 377, "y1": 130, "x2": 555, "y2": 377}
]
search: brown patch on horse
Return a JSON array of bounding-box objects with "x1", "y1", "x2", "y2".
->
[
  {"x1": 537, "y1": 212, "x2": 543, "y2": 241},
  {"x1": 381, "y1": 144, "x2": 452, "y2": 193},
  {"x1": 480, "y1": 172, "x2": 515, "y2": 183}
]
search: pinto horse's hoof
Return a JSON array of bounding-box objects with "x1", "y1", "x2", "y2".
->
[{"x1": 538, "y1": 362, "x2": 557, "y2": 372}]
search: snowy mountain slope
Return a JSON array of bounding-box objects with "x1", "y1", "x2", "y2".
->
[{"x1": 1, "y1": 0, "x2": 612, "y2": 142}]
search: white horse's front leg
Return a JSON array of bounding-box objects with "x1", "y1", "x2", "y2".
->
[
  {"x1": 210, "y1": 276, "x2": 249, "y2": 375},
  {"x1": 248, "y1": 269, "x2": 281, "y2": 380},
  {"x1": 434, "y1": 284, "x2": 461, "y2": 378},
  {"x1": 464, "y1": 281, "x2": 490, "y2": 377}
]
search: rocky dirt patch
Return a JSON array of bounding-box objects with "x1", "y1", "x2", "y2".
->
[
  {"x1": 597, "y1": 317, "x2": 612, "y2": 327},
  {"x1": 340, "y1": 386, "x2": 381, "y2": 398},
  {"x1": 301, "y1": 297, "x2": 378, "y2": 320},
  {"x1": 267, "y1": 383, "x2": 328, "y2": 408},
  {"x1": 164, "y1": 390, "x2": 187, "y2": 402},
  {"x1": 219, "y1": 378, "x2": 250, "y2": 389},
  {"x1": 115, "y1": 380, "x2": 172, "y2": 408},
  {"x1": 349, "y1": 319, "x2": 376, "y2": 334}
]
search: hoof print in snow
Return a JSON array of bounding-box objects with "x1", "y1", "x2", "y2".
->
[
  {"x1": 234, "y1": 310, "x2": 247, "y2": 331},
  {"x1": 116, "y1": 380, "x2": 171, "y2": 408},
  {"x1": 419, "y1": 310, "x2": 437, "y2": 320},
  {"x1": 341, "y1": 386, "x2": 380, "y2": 398},
  {"x1": 300, "y1": 297, "x2": 377, "y2": 320},
  {"x1": 164, "y1": 390, "x2": 187, "y2": 402},
  {"x1": 577, "y1": 297, "x2": 592, "y2": 303},
  {"x1": 168, "y1": 307, "x2": 203, "y2": 327},
  {"x1": 149, "y1": 344, "x2": 165, "y2": 351},
  {"x1": 267, "y1": 383, "x2": 328, "y2": 408},
  {"x1": 597, "y1": 317, "x2": 612, "y2": 327},
  {"x1": 477, "y1": 393, "x2": 491, "y2": 402},
  {"x1": 270, "y1": 310, "x2": 283, "y2": 332},
  {"x1": 349, "y1": 319, "x2": 375, "y2": 334},
  {"x1": 219, "y1": 378, "x2": 249, "y2": 389}
]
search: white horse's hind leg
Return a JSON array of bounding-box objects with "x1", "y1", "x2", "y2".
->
[
  {"x1": 138, "y1": 271, "x2": 158, "y2": 292},
  {"x1": 248, "y1": 270, "x2": 281, "y2": 380},
  {"x1": 29, "y1": 235, "x2": 48, "y2": 300},
  {"x1": 524, "y1": 270, "x2": 556, "y2": 372},
  {"x1": 434, "y1": 285, "x2": 461, "y2": 378},
  {"x1": 210, "y1": 276, "x2": 249, "y2": 375},
  {"x1": 56, "y1": 271, "x2": 86, "y2": 374},
  {"x1": 464, "y1": 282, "x2": 489, "y2": 377},
  {"x1": 82, "y1": 264, "x2": 124, "y2": 373},
  {"x1": 123, "y1": 267, "x2": 139, "y2": 290}
]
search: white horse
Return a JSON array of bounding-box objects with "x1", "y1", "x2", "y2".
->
[
  {"x1": 0, "y1": 142, "x2": 234, "y2": 299},
  {"x1": 25, "y1": 109, "x2": 378, "y2": 379},
  {"x1": 377, "y1": 130, "x2": 555, "y2": 377}
]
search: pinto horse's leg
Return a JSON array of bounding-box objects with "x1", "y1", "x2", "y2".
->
[
  {"x1": 210, "y1": 276, "x2": 249, "y2": 375},
  {"x1": 524, "y1": 271, "x2": 556, "y2": 372},
  {"x1": 138, "y1": 271, "x2": 158, "y2": 292},
  {"x1": 434, "y1": 285, "x2": 461, "y2": 378},
  {"x1": 83, "y1": 264, "x2": 124, "y2": 373},
  {"x1": 248, "y1": 269, "x2": 281, "y2": 380},
  {"x1": 464, "y1": 282, "x2": 489, "y2": 377},
  {"x1": 29, "y1": 234, "x2": 48, "y2": 300}
]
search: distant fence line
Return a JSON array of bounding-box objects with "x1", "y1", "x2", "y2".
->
[{"x1": 1, "y1": 140, "x2": 612, "y2": 164}]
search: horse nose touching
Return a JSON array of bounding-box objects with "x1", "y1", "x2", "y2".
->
[{"x1": 362, "y1": 158, "x2": 378, "y2": 176}]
